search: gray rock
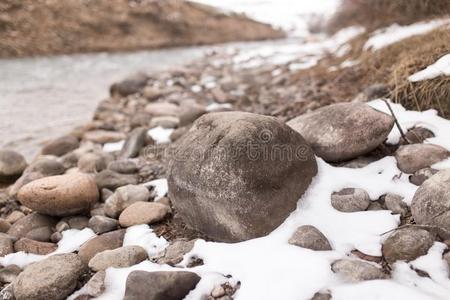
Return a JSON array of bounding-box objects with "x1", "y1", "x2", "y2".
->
[
  {"x1": 119, "y1": 127, "x2": 147, "y2": 159},
  {"x1": 409, "y1": 167, "x2": 439, "y2": 186},
  {"x1": 89, "y1": 245, "x2": 148, "y2": 271},
  {"x1": 168, "y1": 112, "x2": 317, "y2": 242},
  {"x1": 83, "y1": 130, "x2": 125, "y2": 144},
  {"x1": 78, "y1": 152, "x2": 109, "y2": 173},
  {"x1": 63, "y1": 216, "x2": 90, "y2": 230},
  {"x1": 395, "y1": 144, "x2": 449, "y2": 174},
  {"x1": 13, "y1": 253, "x2": 86, "y2": 300},
  {"x1": 384, "y1": 194, "x2": 409, "y2": 217},
  {"x1": 124, "y1": 270, "x2": 201, "y2": 300},
  {"x1": 0, "y1": 219, "x2": 11, "y2": 233},
  {"x1": 14, "y1": 238, "x2": 57, "y2": 255},
  {"x1": 7, "y1": 213, "x2": 57, "y2": 242},
  {"x1": 153, "y1": 239, "x2": 197, "y2": 266},
  {"x1": 310, "y1": 292, "x2": 332, "y2": 300},
  {"x1": 0, "y1": 150, "x2": 27, "y2": 183},
  {"x1": 0, "y1": 265, "x2": 21, "y2": 284},
  {"x1": 86, "y1": 270, "x2": 106, "y2": 297},
  {"x1": 108, "y1": 160, "x2": 138, "y2": 174},
  {"x1": 17, "y1": 173, "x2": 99, "y2": 217},
  {"x1": 331, "y1": 188, "x2": 371, "y2": 212},
  {"x1": 110, "y1": 73, "x2": 148, "y2": 97},
  {"x1": 403, "y1": 127, "x2": 434, "y2": 144},
  {"x1": 78, "y1": 229, "x2": 126, "y2": 264},
  {"x1": 95, "y1": 170, "x2": 138, "y2": 190},
  {"x1": 288, "y1": 225, "x2": 332, "y2": 251},
  {"x1": 145, "y1": 102, "x2": 180, "y2": 117},
  {"x1": 104, "y1": 184, "x2": 150, "y2": 218},
  {"x1": 411, "y1": 170, "x2": 450, "y2": 239},
  {"x1": 25, "y1": 156, "x2": 65, "y2": 175},
  {"x1": 382, "y1": 227, "x2": 434, "y2": 264},
  {"x1": 367, "y1": 201, "x2": 384, "y2": 211},
  {"x1": 41, "y1": 136, "x2": 79, "y2": 157},
  {"x1": 88, "y1": 216, "x2": 118, "y2": 234},
  {"x1": 0, "y1": 236, "x2": 14, "y2": 256},
  {"x1": 287, "y1": 102, "x2": 394, "y2": 162},
  {"x1": 331, "y1": 259, "x2": 388, "y2": 282},
  {"x1": 178, "y1": 103, "x2": 206, "y2": 126}
]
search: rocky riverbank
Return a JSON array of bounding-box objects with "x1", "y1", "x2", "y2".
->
[{"x1": 0, "y1": 0, "x2": 283, "y2": 58}]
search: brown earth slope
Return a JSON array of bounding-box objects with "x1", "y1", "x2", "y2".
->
[{"x1": 0, "y1": 0, "x2": 284, "y2": 58}]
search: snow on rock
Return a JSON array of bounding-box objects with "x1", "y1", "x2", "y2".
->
[
  {"x1": 123, "y1": 225, "x2": 168, "y2": 257},
  {"x1": 147, "y1": 126, "x2": 173, "y2": 144},
  {"x1": 206, "y1": 102, "x2": 232, "y2": 112},
  {"x1": 142, "y1": 178, "x2": 168, "y2": 200},
  {"x1": 408, "y1": 54, "x2": 450, "y2": 82},
  {"x1": 103, "y1": 140, "x2": 125, "y2": 152},
  {"x1": 364, "y1": 18, "x2": 450, "y2": 51}
]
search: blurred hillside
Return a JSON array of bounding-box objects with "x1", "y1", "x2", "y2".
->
[{"x1": 0, "y1": 0, "x2": 284, "y2": 58}]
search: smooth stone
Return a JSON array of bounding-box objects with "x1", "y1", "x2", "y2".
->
[
  {"x1": 41, "y1": 136, "x2": 79, "y2": 157},
  {"x1": 78, "y1": 229, "x2": 126, "y2": 264},
  {"x1": 178, "y1": 103, "x2": 206, "y2": 126},
  {"x1": 411, "y1": 169, "x2": 450, "y2": 239},
  {"x1": 95, "y1": 170, "x2": 138, "y2": 190},
  {"x1": 0, "y1": 219, "x2": 11, "y2": 233},
  {"x1": 86, "y1": 270, "x2": 106, "y2": 297},
  {"x1": 78, "y1": 152, "x2": 110, "y2": 173},
  {"x1": 0, "y1": 150, "x2": 27, "y2": 182},
  {"x1": 83, "y1": 130, "x2": 125, "y2": 144},
  {"x1": 0, "y1": 265, "x2": 21, "y2": 283},
  {"x1": 24, "y1": 156, "x2": 65, "y2": 175},
  {"x1": 5, "y1": 211, "x2": 25, "y2": 224},
  {"x1": 403, "y1": 127, "x2": 434, "y2": 144},
  {"x1": 331, "y1": 259, "x2": 388, "y2": 282},
  {"x1": 168, "y1": 112, "x2": 317, "y2": 242},
  {"x1": 108, "y1": 160, "x2": 139, "y2": 174},
  {"x1": 331, "y1": 188, "x2": 371, "y2": 212},
  {"x1": 104, "y1": 184, "x2": 150, "y2": 218},
  {"x1": 153, "y1": 239, "x2": 197, "y2": 266},
  {"x1": 287, "y1": 102, "x2": 394, "y2": 162},
  {"x1": 110, "y1": 73, "x2": 148, "y2": 97},
  {"x1": 288, "y1": 225, "x2": 332, "y2": 251},
  {"x1": 143, "y1": 86, "x2": 163, "y2": 101},
  {"x1": 88, "y1": 245, "x2": 148, "y2": 271},
  {"x1": 382, "y1": 227, "x2": 434, "y2": 264},
  {"x1": 150, "y1": 116, "x2": 180, "y2": 129},
  {"x1": 13, "y1": 253, "x2": 85, "y2": 300},
  {"x1": 124, "y1": 270, "x2": 201, "y2": 300},
  {"x1": 119, "y1": 127, "x2": 147, "y2": 159},
  {"x1": 17, "y1": 173, "x2": 99, "y2": 216},
  {"x1": 409, "y1": 167, "x2": 439, "y2": 186},
  {"x1": 310, "y1": 292, "x2": 332, "y2": 300},
  {"x1": 395, "y1": 144, "x2": 449, "y2": 174},
  {"x1": 7, "y1": 213, "x2": 57, "y2": 242},
  {"x1": 14, "y1": 238, "x2": 57, "y2": 255},
  {"x1": 51, "y1": 232, "x2": 63, "y2": 243},
  {"x1": 384, "y1": 194, "x2": 409, "y2": 217},
  {"x1": 118, "y1": 202, "x2": 169, "y2": 227},
  {"x1": 63, "y1": 216, "x2": 90, "y2": 230},
  {"x1": 88, "y1": 216, "x2": 118, "y2": 234},
  {"x1": 145, "y1": 102, "x2": 180, "y2": 117}
]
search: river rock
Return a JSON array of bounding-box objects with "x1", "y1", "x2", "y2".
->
[
  {"x1": 168, "y1": 112, "x2": 317, "y2": 242},
  {"x1": 95, "y1": 170, "x2": 138, "y2": 190},
  {"x1": 0, "y1": 235, "x2": 14, "y2": 256},
  {"x1": 108, "y1": 159, "x2": 139, "y2": 174},
  {"x1": 104, "y1": 184, "x2": 150, "y2": 218},
  {"x1": 63, "y1": 215, "x2": 90, "y2": 230},
  {"x1": 119, "y1": 202, "x2": 169, "y2": 227},
  {"x1": 0, "y1": 219, "x2": 11, "y2": 233},
  {"x1": 331, "y1": 188, "x2": 371, "y2": 212},
  {"x1": 110, "y1": 73, "x2": 148, "y2": 98},
  {"x1": 13, "y1": 253, "x2": 85, "y2": 300},
  {"x1": 78, "y1": 229, "x2": 126, "y2": 263},
  {"x1": 83, "y1": 130, "x2": 125, "y2": 144},
  {"x1": 7, "y1": 213, "x2": 57, "y2": 242},
  {"x1": 403, "y1": 127, "x2": 434, "y2": 144},
  {"x1": 119, "y1": 127, "x2": 147, "y2": 159},
  {"x1": 384, "y1": 194, "x2": 409, "y2": 217},
  {"x1": 124, "y1": 270, "x2": 201, "y2": 300},
  {"x1": 14, "y1": 238, "x2": 57, "y2": 255},
  {"x1": 78, "y1": 152, "x2": 110, "y2": 173},
  {"x1": 409, "y1": 167, "x2": 439, "y2": 186},
  {"x1": 145, "y1": 102, "x2": 180, "y2": 117},
  {"x1": 288, "y1": 225, "x2": 332, "y2": 251},
  {"x1": 287, "y1": 103, "x2": 394, "y2": 162},
  {"x1": 395, "y1": 144, "x2": 449, "y2": 174},
  {"x1": 0, "y1": 150, "x2": 27, "y2": 182},
  {"x1": 331, "y1": 259, "x2": 388, "y2": 282},
  {"x1": 88, "y1": 245, "x2": 148, "y2": 271},
  {"x1": 88, "y1": 215, "x2": 118, "y2": 234},
  {"x1": 411, "y1": 169, "x2": 450, "y2": 238},
  {"x1": 41, "y1": 136, "x2": 79, "y2": 156},
  {"x1": 17, "y1": 173, "x2": 99, "y2": 216},
  {"x1": 153, "y1": 238, "x2": 197, "y2": 266},
  {"x1": 0, "y1": 265, "x2": 21, "y2": 284},
  {"x1": 382, "y1": 227, "x2": 434, "y2": 263},
  {"x1": 86, "y1": 270, "x2": 106, "y2": 297}
]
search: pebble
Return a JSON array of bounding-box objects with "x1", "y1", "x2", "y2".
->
[
  {"x1": 5, "y1": 211, "x2": 25, "y2": 224},
  {"x1": 409, "y1": 167, "x2": 438, "y2": 186},
  {"x1": 83, "y1": 130, "x2": 126, "y2": 144},
  {"x1": 14, "y1": 238, "x2": 57, "y2": 255},
  {"x1": 0, "y1": 235, "x2": 14, "y2": 256},
  {"x1": 88, "y1": 215, "x2": 118, "y2": 234},
  {"x1": 95, "y1": 170, "x2": 138, "y2": 190},
  {"x1": 86, "y1": 270, "x2": 106, "y2": 297},
  {"x1": 0, "y1": 150, "x2": 27, "y2": 182},
  {"x1": 310, "y1": 292, "x2": 332, "y2": 300},
  {"x1": 153, "y1": 238, "x2": 197, "y2": 266},
  {"x1": 119, "y1": 201, "x2": 170, "y2": 227},
  {"x1": 108, "y1": 159, "x2": 139, "y2": 174},
  {"x1": 0, "y1": 219, "x2": 11, "y2": 233},
  {"x1": 383, "y1": 194, "x2": 409, "y2": 217},
  {"x1": 395, "y1": 144, "x2": 449, "y2": 174},
  {"x1": 17, "y1": 173, "x2": 99, "y2": 216},
  {"x1": 7, "y1": 213, "x2": 57, "y2": 242},
  {"x1": 78, "y1": 229, "x2": 126, "y2": 264},
  {"x1": 288, "y1": 225, "x2": 332, "y2": 251},
  {"x1": 403, "y1": 127, "x2": 434, "y2": 144},
  {"x1": 88, "y1": 245, "x2": 148, "y2": 271},
  {"x1": 63, "y1": 215, "x2": 90, "y2": 230},
  {"x1": 77, "y1": 152, "x2": 109, "y2": 173},
  {"x1": 110, "y1": 73, "x2": 148, "y2": 97},
  {"x1": 145, "y1": 102, "x2": 180, "y2": 117},
  {"x1": 104, "y1": 184, "x2": 151, "y2": 218},
  {"x1": 331, "y1": 188, "x2": 371, "y2": 212},
  {"x1": 119, "y1": 127, "x2": 147, "y2": 159},
  {"x1": 331, "y1": 259, "x2": 388, "y2": 282},
  {"x1": 41, "y1": 135, "x2": 79, "y2": 157},
  {"x1": 382, "y1": 227, "x2": 434, "y2": 264}
]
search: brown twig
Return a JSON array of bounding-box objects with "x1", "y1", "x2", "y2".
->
[{"x1": 383, "y1": 99, "x2": 410, "y2": 144}]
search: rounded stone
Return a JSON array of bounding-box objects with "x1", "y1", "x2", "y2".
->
[
  {"x1": 7, "y1": 213, "x2": 57, "y2": 242},
  {"x1": 118, "y1": 202, "x2": 169, "y2": 227},
  {"x1": 41, "y1": 135, "x2": 79, "y2": 157},
  {"x1": 17, "y1": 173, "x2": 99, "y2": 216},
  {"x1": 88, "y1": 245, "x2": 148, "y2": 271},
  {"x1": 88, "y1": 215, "x2": 118, "y2": 234},
  {"x1": 287, "y1": 103, "x2": 394, "y2": 162},
  {"x1": 331, "y1": 259, "x2": 388, "y2": 282},
  {"x1": 288, "y1": 225, "x2": 332, "y2": 251},
  {"x1": 104, "y1": 184, "x2": 151, "y2": 218},
  {"x1": 331, "y1": 188, "x2": 371, "y2": 212},
  {"x1": 78, "y1": 229, "x2": 126, "y2": 264},
  {"x1": 168, "y1": 112, "x2": 317, "y2": 242},
  {"x1": 0, "y1": 150, "x2": 27, "y2": 182},
  {"x1": 395, "y1": 144, "x2": 449, "y2": 174}
]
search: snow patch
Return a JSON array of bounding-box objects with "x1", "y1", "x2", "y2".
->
[
  {"x1": 408, "y1": 54, "x2": 450, "y2": 82},
  {"x1": 147, "y1": 126, "x2": 174, "y2": 144},
  {"x1": 142, "y1": 178, "x2": 168, "y2": 200}
]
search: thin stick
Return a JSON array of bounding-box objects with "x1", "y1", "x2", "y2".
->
[{"x1": 383, "y1": 99, "x2": 409, "y2": 144}]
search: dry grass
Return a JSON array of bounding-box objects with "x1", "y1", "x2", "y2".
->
[{"x1": 327, "y1": 0, "x2": 450, "y2": 33}]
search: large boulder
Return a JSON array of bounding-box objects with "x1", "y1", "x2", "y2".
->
[
  {"x1": 0, "y1": 150, "x2": 27, "y2": 183},
  {"x1": 13, "y1": 253, "x2": 86, "y2": 300},
  {"x1": 17, "y1": 173, "x2": 99, "y2": 216},
  {"x1": 287, "y1": 103, "x2": 394, "y2": 162},
  {"x1": 168, "y1": 112, "x2": 317, "y2": 242},
  {"x1": 411, "y1": 170, "x2": 450, "y2": 239}
]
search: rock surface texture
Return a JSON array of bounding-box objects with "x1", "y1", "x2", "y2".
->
[{"x1": 168, "y1": 112, "x2": 317, "y2": 242}]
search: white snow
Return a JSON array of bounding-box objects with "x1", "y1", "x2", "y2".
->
[
  {"x1": 123, "y1": 225, "x2": 168, "y2": 257},
  {"x1": 364, "y1": 19, "x2": 450, "y2": 51},
  {"x1": 206, "y1": 102, "x2": 232, "y2": 112},
  {"x1": 0, "y1": 228, "x2": 95, "y2": 268},
  {"x1": 103, "y1": 140, "x2": 125, "y2": 152},
  {"x1": 408, "y1": 54, "x2": 450, "y2": 82},
  {"x1": 147, "y1": 126, "x2": 174, "y2": 144},
  {"x1": 142, "y1": 178, "x2": 168, "y2": 200}
]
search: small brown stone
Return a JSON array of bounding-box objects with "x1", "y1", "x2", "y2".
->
[
  {"x1": 14, "y1": 238, "x2": 57, "y2": 255},
  {"x1": 119, "y1": 202, "x2": 170, "y2": 227}
]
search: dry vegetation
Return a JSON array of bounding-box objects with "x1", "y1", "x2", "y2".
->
[{"x1": 0, "y1": 0, "x2": 284, "y2": 58}]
